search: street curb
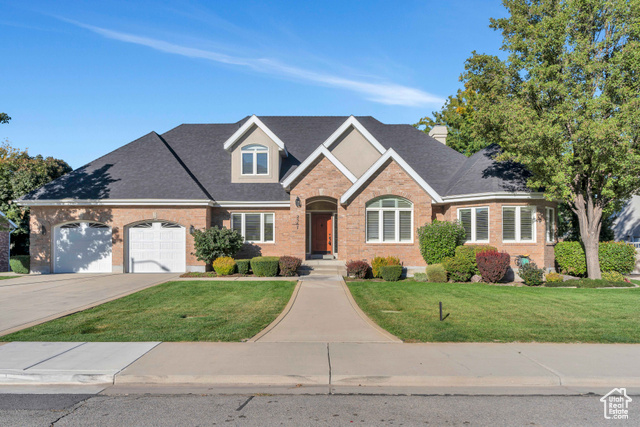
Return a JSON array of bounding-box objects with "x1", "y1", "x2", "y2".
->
[
  {"x1": 248, "y1": 281, "x2": 302, "y2": 342},
  {"x1": 0, "y1": 371, "x2": 115, "y2": 385},
  {"x1": 340, "y1": 278, "x2": 403, "y2": 343}
]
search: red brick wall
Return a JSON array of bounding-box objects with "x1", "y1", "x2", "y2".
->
[
  {"x1": 0, "y1": 232, "x2": 9, "y2": 272},
  {"x1": 29, "y1": 206, "x2": 209, "y2": 273}
]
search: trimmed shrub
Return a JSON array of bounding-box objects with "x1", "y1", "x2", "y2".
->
[
  {"x1": 519, "y1": 262, "x2": 544, "y2": 286},
  {"x1": 371, "y1": 256, "x2": 401, "y2": 278},
  {"x1": 418, "y1": 220, "x2": 466, "y2": 264},
  {"x1": 599, "y1": 241, "x2": 636, "y2": 274},
  {"x1": 10, "y1": 255, "x2": 29, "y2": 274},
  {"x1": 251, "y1": 256, "x2": 280, "y2": 277},
  {"x1": 279, "y1": 256, "x2": 302, "y2": 277},
  {"x1": 192, "y1": 226, "x2": 244, "y2": 265},
  {"x1": 413, "y1": 272, "x2": 428, "y2": 282},
  {"x1": 456, "y1": 245, "x2": 498, "y2": 274},
  {"x1": 555, "y1": 241, "x2": 637, "y2": 276},
  {"x1": 212, "y1": 257, "x2": 236, "y2": 276},
  {"x1": 601, "y1": 270, "x2": 625, "y2": 282},
  {"x1": 380, "y1": 265, "x2": 403, "y2": 281},
  {"x1": 545, "y1": 278, "x2": 632, "y2": 288},
  {"x1": 545, "y1": 272, "x2": 564, "y2": 283},
  {"x1": 426, "y1": 264, "x2": 447, "y2": 283},
  {"x1": 236, "y1": 259, "x2": 251, "y2": 275},
  {"x1": 346, "y1": 260, "x2": 371, "y2": 279},
  {"x1": 442, "y1": 256, "x2": 475, "y2": 282},
  {"x1": 476, "y1": 250, "x2": 510, "y2": 283}
]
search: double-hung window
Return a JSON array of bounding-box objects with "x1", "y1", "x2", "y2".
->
[
  {"x1": 502, "y1": 206, "x2": 536, "y2": 243},
  {"x1": 365, "y1": 197, "x2": 413, "y2": 243},
  {"x1": 241, "y1": 144, "x2": 269, "y2": 175},
  {"x1": 546, "y1": 207, "x2": 556, "y2": 243},
  {"x1": 231, "y1": 213, "x2": 274, "y2": 243},
  {"x1": 457, "y1": 207, "x2": 489, "y2": 243}
]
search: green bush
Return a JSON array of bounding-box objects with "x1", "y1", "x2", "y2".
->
[
  {"x1": 192, "y1": 226, "x2": 244, "y2": 265},
  {"x1": 555, "y1": 241, "x2": 637, "y2": 276},
  {"x1": 417, "y1": 220, "x2": 466, "y2": 264},
  {"x1": 545, "y1": 272, "x2": 564, "y2": 283},
  {"x1": 545, "y1": 278, "x2": 632, "y2": 288},
  {"x1": 519, "y1": 262, "x2": 544, "y2": 286},
  {"x1": 455, "y1": 245, "x2": 497, "y2": 274},
  {"x1": 442, "y1": 256, "x2": 475, "y2": 282},
  {"x1": 601, "y1": 270, "x2": 625, "y2": 282},
  {"x1": 380, "y1": 265, "x2": 403, "y2": 281},
  {"x1": 599, "y1": 241, "x2": 636, "y2": 274},
  {"x1": 426, "y1": 264, "x2": 447, "y2": 283},
  {"x1": 236, "y1": 259, "x2": 251, "y2": 275},
  {"x1": 212, "y1": 257, "x2": 236, "y2": 276},
  {"x1": 371, "y1": 256, "x2": 401, "y2": 278},
  {"x1": 10, "y1": 255, "x2": 29, "y2": 274},
  {"x1": 413, "y1": 272, "x2": 428, "y2": 282},
  {"x1": 251, "y1": 256, "x2": 280, "y2": 277}
]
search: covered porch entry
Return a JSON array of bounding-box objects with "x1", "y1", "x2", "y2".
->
[{"x1": 305, "y1": 197, "x2": 338, "y2": 259}]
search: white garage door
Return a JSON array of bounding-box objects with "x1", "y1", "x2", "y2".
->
[
  {"x1": 128, "y1": 221, "x2": 186, "y2": 273},
  {"x1": 54, "y1": 222, "x2": 112, "y2": 273}
]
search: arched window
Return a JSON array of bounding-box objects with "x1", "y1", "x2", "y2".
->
[
  {"x1": 366, "y1": 196, "x2": 413, "y2": 243},
  {"x1": 241, "y1": 144, "x2": 269, "y2": 175}
]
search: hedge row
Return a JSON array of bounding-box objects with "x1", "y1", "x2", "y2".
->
[{"x1": 555, "y1": 241, "x2": 636, "y2": 276}]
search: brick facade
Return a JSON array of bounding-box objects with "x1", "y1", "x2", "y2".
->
[
  {"x1": 0, "y1": 231, "x2": 9, "y2": 272},
  {"x1": 29, "y1": 206, "x2": 209, "y2": 273}
]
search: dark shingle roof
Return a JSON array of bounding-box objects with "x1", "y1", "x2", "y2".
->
[{"x1": 20, "y1": 117, "x2": 533, "y2": 202}]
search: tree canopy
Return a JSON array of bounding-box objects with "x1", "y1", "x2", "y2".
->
[{"x1": 447, "y1": 0, "x2": 640, "y2": 278}]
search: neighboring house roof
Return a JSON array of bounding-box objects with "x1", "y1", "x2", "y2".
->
[
  {"x1": 18, "y1": 116, "x2": 537, "y2": 205},
  {"x1": 0, "y1": 212, "x2": 17, "y2": 231}
]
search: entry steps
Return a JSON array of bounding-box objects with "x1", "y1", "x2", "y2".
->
[{"x1": 299, "y1": 260, "x2": 347, "y2": 277}]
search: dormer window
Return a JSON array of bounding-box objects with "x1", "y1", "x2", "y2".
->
[{"x1": 241, "y1": 144, "x2": 269, "y2": 175}]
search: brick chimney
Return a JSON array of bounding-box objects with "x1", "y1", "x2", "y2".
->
[{"x1": 428, "y1": 125, "x2": 448, "y2": 145}]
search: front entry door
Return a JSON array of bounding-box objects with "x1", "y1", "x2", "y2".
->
[{"x1": 312, "y1": 214, "x2": 333, "y2": 253}]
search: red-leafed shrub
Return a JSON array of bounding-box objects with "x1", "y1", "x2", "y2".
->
[
  {"x1": 346, "y1": 260, "x2": 371, "y2": 279},
  {"x1": 476, "y1": 250, "x2": 511, "y2": 283},
  {"x1": 279, "y1": 256, "x2": 302, "y2": 277}
]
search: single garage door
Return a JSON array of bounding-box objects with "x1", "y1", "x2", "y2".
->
[
  {"x1": 54, "y1": 222, "x2": 113, "y2": 273},
  {"x1": 128, "y1": 221, "x2": 186, "y2": 273}
]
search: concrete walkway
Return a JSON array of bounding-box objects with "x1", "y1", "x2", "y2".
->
[
  {"x1": 0, "y1": 273, "x2": 179, "y2": 336},
  {"x1": 252, "y1": 275, "x2": 399, "y2": 343}
]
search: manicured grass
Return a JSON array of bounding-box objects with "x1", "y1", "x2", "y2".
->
[
  {"x1": 1, "y1": 281, "x2": 296, "y2": 342},
  {"x1": 0, "y1": 275, "x2": 17, "y2": 280},
  {"x1": 347, "y1": 281, "x2": 640, "y2": 343}
]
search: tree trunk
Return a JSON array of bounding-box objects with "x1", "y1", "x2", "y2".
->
[{"x1": 573, "y1": 193, "x2": 603, "y2": 279}]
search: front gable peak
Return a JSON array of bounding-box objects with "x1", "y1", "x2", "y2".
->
[
  {"x1": 322, "y1": 116, "x2": 385, "y2": 154},
  {"x1": 223, "y1": 115, "x2": 288, "y2": 156}
]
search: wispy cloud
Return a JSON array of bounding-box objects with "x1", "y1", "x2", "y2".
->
[{"x1": 67, "y1": 20, "x2": 444, "y2": 107}]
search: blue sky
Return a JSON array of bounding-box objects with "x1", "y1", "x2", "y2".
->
[{"x1": 1, "y1": 0, "x2": 507, "y2": 168}]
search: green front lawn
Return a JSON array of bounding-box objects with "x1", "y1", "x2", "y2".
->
[
  {"x1": 1, "y1": 281, "x2": 296, "y2": 342},
  {"x1": 348, "y1": 281, "x2": 640, "y2": 343},
  {"x1": 0, "y1": 275, "x2": 17, "y2": 280}
]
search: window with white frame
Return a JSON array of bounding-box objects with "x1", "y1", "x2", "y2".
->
[
  {"x1": 546, "y1": 207, "x2": 556, "y2": 243},
  {"x1": 502, "y1": 206, "x2": 536, "y2": 242},
  {"x1": 241, "y1": 144, "x2": 269, "y2": 175},
  {"x1": 365, "y1": 196, "x2": 413, "y2": 243},
  {"x1": 231, "y1": 213, "x2": 274, "y2": 243},
  {"x1": 458, "y1": 207, "x2": 489, "y2": 243}
]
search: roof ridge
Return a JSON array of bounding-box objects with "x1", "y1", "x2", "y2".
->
[{"x1": 156, "y1": 134, "x2": 213, "y2": 200}]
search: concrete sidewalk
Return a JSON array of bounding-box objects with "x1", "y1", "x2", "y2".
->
[{"x1": 252, "y1": 275, "x2": 399, "y2": 343}]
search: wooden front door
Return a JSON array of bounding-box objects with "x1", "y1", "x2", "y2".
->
[{"x1": 312, "y1": 214, "x2": 333, "y2": 253}]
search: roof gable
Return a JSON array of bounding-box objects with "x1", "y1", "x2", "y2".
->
[
  {"x1": 281, "y1": 145, "x2": 357, "y2": 189},
  {"x1": 223, "y1": 115, "x2": 288, "y2": 156}
]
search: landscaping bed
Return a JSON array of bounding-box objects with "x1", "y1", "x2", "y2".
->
[
  {"x1": 0, "y1": 281, "x2": 296, "y2": 342},
  {"x1": 347, "y1": 281, "x2": 640, "y2": 343}
]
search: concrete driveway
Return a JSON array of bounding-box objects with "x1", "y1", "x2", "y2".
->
[{"x1": 0, "y1": 273, "x2": 180, "y2": 336}]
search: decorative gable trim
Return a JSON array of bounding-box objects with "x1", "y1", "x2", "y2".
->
[
  {"x1": 281, "y1": 146, "x2": 357, "y2": 190},
  {"x1": 322, "y1": 116, "x2": 385, "y2": 154},
  {"x1": 223, "y1": 115, "x2": 288, "y2": 156},
  {"x1": 340, "y1": 148, "x2": 444, "y2": 204}
]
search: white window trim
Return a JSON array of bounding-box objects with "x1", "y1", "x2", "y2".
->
[
  {"x1": 546, "y1": 207, "x2": 556, "y2": 243},
  {"x1": 502, "y1": 206, "x2": 537, "y2": 243},
  {"x1": 457, "y1": 206, "x2": 490, "y2": 243},
  {"x1": 240, "y1": 145, "x2": 269, "y2": 176},
  {"x1": 365, "y1": 199, "x2": 414, "y2": 244},
  {"x1": 231, "y1": 212, "x2": 275, "y2": 244}
]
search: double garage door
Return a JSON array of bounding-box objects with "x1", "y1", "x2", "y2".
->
[{"x1": 53, "y1": 221, "x2": 186, "y2": 273}]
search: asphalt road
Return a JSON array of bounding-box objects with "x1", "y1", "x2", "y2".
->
[{"x1": 0, "y1": 394, "x2": 625, "y2": 426}]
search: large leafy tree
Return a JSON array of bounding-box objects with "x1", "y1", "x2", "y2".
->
[
  {"x1": 1, "y1": 116, "x2": 72, "y2": 253},
  {"x1": 461, "y1": 0, "x2": 640, "y2": 279}
]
